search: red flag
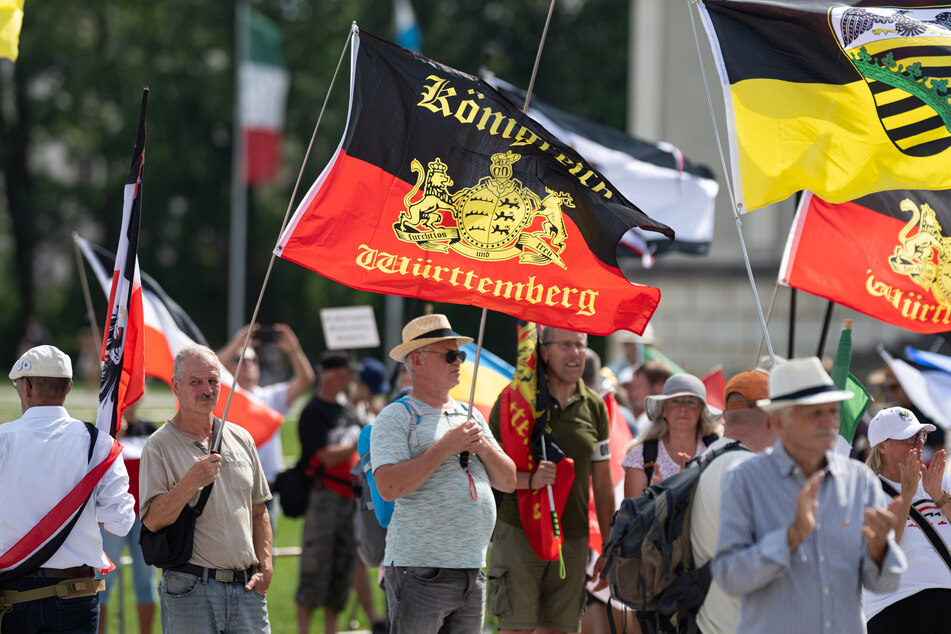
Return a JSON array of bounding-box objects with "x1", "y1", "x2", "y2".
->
[
  {"x1": 780, "y1": 189, "x2": 951, "y2": 333},
  {"x1": 702, "y1": 366, "x2": 726, "y2": 412},
  {"x1": 587, "y1": 390, "x2": 632, "y2": 553},
  {"x1": 77, "y1": 237, "x2": 283, "y2": 446},
  {"x1": 497, "y1": 322, "x2": 574, "y2": 561},
  {"x1": 97, "y1": 90, "x2": 147, "y2": 437},
  {"x1": 275, "y1": 28, "x2": 672, "y2": 336}
]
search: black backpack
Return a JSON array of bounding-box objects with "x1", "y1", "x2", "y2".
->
[{"x1": 601, "y1": 439, "x2": 747, "y2": 634}]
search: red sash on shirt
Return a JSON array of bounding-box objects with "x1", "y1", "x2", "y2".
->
[
  {"x1": 498, "y1": 323, "x2": 574, "y2": 561},
  {"x1": 0, "y1": 438, "x2": 122, "y2": 574}
]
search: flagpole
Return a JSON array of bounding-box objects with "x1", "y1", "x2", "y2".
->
[
  {"x1": 462, "y1": 0, "x2": 556, "y2": 419},
  {"x1": 229, "y1": 1, "x2": 250, "y2": 337},
  {"x1": 216, "y1": 25, "x2": 354, "y2": 450},
  {"x1": 687, "y1": 0, "x2": 776, "y2": 368},
  {"x1": 754, "y1": 283, "x2": 778, "y2": 368},
  {"x1": 816, "y1": 300, "x2": 835, "y2": 359},
  {"x1": 464, "y1": 0, "x2": 567, "y2": 578},
  {"x1": 72, "y1": 232, "x2": 103, "y2": 351}
]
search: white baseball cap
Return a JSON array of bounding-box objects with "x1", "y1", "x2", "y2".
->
[
  {"x1": 867, "y1": 406, "x2": 936, "y2": 448},
  {"x1": 9, "y1": 345, "x2": 73, "y2": 380}
]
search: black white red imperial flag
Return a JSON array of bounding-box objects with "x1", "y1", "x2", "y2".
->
[{"x1": 275, "y1": 26, "x2": 674, "y2": 336}]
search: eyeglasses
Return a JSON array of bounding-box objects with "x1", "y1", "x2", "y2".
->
[
  {"x1": 11, "y1": 377, "x2": 32, "y2": 389},
  {"x1": 419, "y1": 349, "x2": 467, "y2": 364},
  {"x1": 543, "y1": 340, "x2": 587, "y2": 352},
  {"x1": 899, "y1": 431, "x2": 928, "y2": 446}
]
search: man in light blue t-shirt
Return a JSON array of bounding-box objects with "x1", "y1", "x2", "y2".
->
[{"x1": 371, "y1": 314, "x2": 516, "y2": 634}]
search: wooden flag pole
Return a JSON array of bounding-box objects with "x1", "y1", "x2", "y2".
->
[
  {"x1": 687, "y1": 0, "x2": 776, "y2": 367},
  {"x1": 216, "y1": 26, "x2": 354, "y2": 451}
]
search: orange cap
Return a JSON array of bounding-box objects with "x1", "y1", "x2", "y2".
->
[{"x1": 723, "y1": 370, "x2": 769, "y2": 411}]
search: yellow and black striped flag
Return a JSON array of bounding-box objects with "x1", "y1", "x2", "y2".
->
[{"x1": 698, "y1": 1, "x2": 951, "y2": 212}]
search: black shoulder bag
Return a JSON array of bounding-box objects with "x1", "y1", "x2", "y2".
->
[
  {"x1": 880, "y1": 477, "x2": 951, "y2": 574},
  {"x1": 139, "y1": 419, "x2": 219, "y2": 569}
]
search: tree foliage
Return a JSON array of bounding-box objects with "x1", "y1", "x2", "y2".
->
[{"x1": 0, "y1": 0, "x2": 626, "y2": 367}]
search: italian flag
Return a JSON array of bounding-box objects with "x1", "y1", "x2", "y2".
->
[{"x1": 240, "y1": 9, "x2": 289, "y2": 185}]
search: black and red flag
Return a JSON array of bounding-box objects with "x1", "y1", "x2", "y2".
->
[
  {"x1": 275, "y1": 27, "x2": 673, "y2": 335},
  {"x1": 779, "y1": 188, "x2": 951, "y2": 333},
  {"x1": 97, "y1": 89, "x2": 147, "y2": 437}
]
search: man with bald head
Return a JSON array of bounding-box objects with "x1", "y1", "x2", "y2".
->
[
  {"x1": 139, "y1": 345, "x2": 272, "y2": 633},
  {"x1": 689, "y1": 370, "x2": 779, "y2": 634}
]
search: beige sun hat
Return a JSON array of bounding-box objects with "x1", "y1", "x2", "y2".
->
[
  {"x1": 757, "y1": 357, "x2": 854, "y2": 412},
  {"x1": 644, "y1": 373, "x2": 722, "y2": 426},
  {"x1": 389, "y1": 314, "x2": 473, "y2": 363},
  {"x1": 9, "y1": 345, "x2": 73, "y2": 380}
]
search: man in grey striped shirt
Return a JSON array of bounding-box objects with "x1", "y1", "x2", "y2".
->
[{"x1": 713, "y1": 357, "x2": 907, "y2": 634}]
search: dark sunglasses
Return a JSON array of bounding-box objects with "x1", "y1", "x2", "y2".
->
[{"x1": 419, "y1": 349, "x2": 467, "y2": 364}]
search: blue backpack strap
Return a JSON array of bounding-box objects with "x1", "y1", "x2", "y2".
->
[{"x1": 396, "y1": 397, "x2": 421, "y2": 448}]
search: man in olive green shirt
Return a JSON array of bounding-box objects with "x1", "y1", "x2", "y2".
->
[{"x1": 487, "y1": 327, "x2": 614, "y2": 634}]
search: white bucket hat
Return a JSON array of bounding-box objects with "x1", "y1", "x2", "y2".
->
[
  {"x1": 644, "y1": 373, "x2": 722, "y2": 426},
  {"x1": 9, "y1": 345, "x2": 73, "y2": 380},
  {"x1": 867, "y1": 406, "x2": 936, "y2": 448},
  {"x1": 757, "y1": 357, "x2": 853, "y2": 412},
  {"x1": 389, "y1": 314, "x2": 473, "y2": 363}
]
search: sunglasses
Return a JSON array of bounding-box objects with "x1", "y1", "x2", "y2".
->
[
  {"x1": 898, "y1": 431, "x2": 928, "y2": 446},
  {"x1": 419, "y1": 349, "x2": 467, "y2": 364}
]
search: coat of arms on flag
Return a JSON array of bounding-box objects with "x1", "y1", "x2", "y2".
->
[
  {"x1": 275, "y1": 26, "x2": 673, "y2": 336},
  {"x1": 779, "y1": 189, "x2": 951, "y2": 333},
  {"x1": 697, "y1": 1, "x2": 951, "y2": 211}
]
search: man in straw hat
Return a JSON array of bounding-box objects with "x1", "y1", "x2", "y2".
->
[
  {"x1": 713, "y1": 357, "x2": 907, "y2": 634},
  {"x1": 370, "y1": 314, "x2": 515, "y2": 634},
  {"x1": 689, "y1": 369, "x2": 779, "y2": 634},
  {"x1": 0, "y1": 345, "x2": 135, "y2": 633}
]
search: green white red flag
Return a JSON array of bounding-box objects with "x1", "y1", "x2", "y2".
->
[{"x1": 240, "y1": 9, "x2": 289, "y2": 185}]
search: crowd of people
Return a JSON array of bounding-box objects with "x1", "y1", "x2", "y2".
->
[{"x1": 1, "y1": 315, "x2": 949, "y2": 634}]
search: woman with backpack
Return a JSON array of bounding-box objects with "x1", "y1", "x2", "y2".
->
[{"x1": 621, "y1": 373, "x2": 722, "y2": 497}]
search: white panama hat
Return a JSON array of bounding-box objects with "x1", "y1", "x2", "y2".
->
[{"x1": 757, "y1": 357, "x2": 854, "y2": 412}]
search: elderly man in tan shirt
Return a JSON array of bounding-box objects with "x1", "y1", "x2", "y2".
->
[{"x1": 140, "y1": 345, "x2": 272, "y2": 633}]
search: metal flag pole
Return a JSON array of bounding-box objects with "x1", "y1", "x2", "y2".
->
[
  {"x1": 216, "y1": 25, "x2": 353, "y2": 450},
  {"x1": 72, "y1": 232, "x2": 103, "y2": 352},
  {"x1": 687, "y1": 0, "x2": 776, "y2": 368},
  {"x1": 462, "y1": 0, "x2": 565, "y2": 575}
]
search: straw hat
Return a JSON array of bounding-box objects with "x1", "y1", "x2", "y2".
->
[
  {"x1": 644, "y1": 373, "x2": 722, "y2": 426},
  {"x1": 757, "y1": 357, "x2": 853, "y2": 412},
  {"x1": 9, "y1": 345, "x2": 73, "y2": 380},
  {"x1": 867, "y1": 406, "x2": 936, "y2": 448},
  {"x1": 389, "y1": 314, "x2": 473, "y2": 363},
  {"x1": 616, "y1": 322, "x2": 658, "y2": 346}
]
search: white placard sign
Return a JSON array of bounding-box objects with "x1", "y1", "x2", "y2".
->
[{"x1": 320, "y1": 306, "x2": 380, "y2": 350}]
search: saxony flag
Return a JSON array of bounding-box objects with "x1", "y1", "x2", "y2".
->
[
  {"x1": 698, "y1": 1, "x2": 951, "y2": 212},
  {"x1": 275, "y1": 26, "x2": 673, "y2": 336}
]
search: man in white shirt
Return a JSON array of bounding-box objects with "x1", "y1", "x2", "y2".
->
[
  {"x1": 689, "y1": 369, "x2": 778, "y2": 634},
  {"x1": 0, "y1": 345, "x2": 135, "y2": 633}
]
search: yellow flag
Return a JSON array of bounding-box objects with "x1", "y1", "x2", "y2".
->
[{"x1": 1, "y1": 0, "x2": 24, "y2": 62}]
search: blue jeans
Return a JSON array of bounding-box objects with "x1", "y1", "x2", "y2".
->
[
  {"x1": 99, "y1": 519, "x2": 157, "y2": 605},
  {"x1": 158, "y1": 570, "x2": 269, "y2": 633},
  {"x1": 384, "y1": 566, "x2": 485, "y2": 634},
  {"x1": 0, "y1": 572, "x2": 98, "y2": 633}
]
